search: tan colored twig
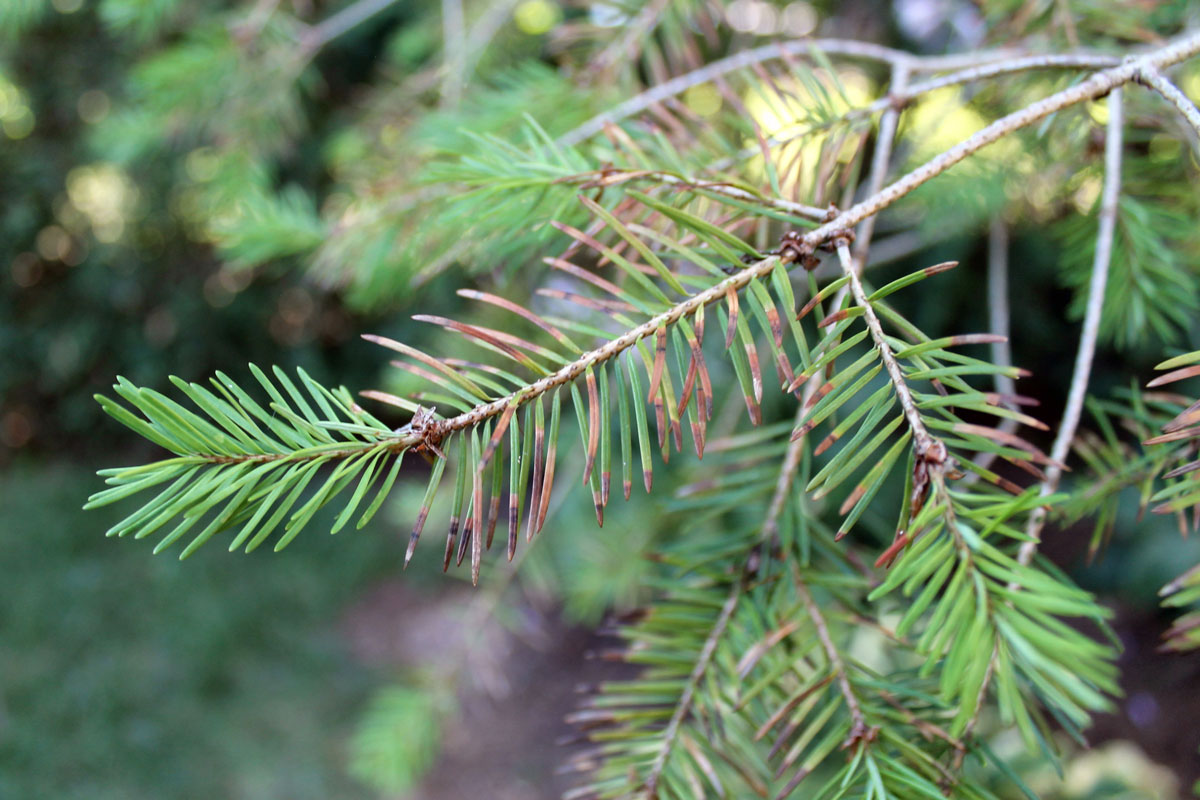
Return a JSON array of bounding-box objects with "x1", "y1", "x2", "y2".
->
[
  {"x1": 558, "y1": 39, "x2": 1023, "y2": 147},
  {"x1": 561, "y1": 167, "x2": 827, "y2": 220},
  {"x1": 640, "y1": 582, "x2": 740, "y2": 797},
  {"x1": 794, "y1": 572, "x2": 870, "y2": 748},
  {"x1": 852, "y1": 62, "x2": 910, "y2": 269},
  {"x1": 972, "y1": 218, "x2": 1019, "y2": 475},
  {"x1": 300, "y1": 0, "x2": 400, "y2": 52},
  {"x1": 1134, "y1": 64, "x2": 1200, "y2": 146},
  {"x1": 1018, "y1": 87, "x2": 1125, "y2": 567},
  {"x1": 836, "y1": 241, "x2": 937, "y2": 457}
]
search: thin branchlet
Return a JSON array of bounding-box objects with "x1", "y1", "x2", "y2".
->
[
  {"x1": 1019, "y1": 87, "x2": 1125, "y2": 566},
  {"x1": 1133, "y1": 64, "x2": 1200, "y2": 144}
]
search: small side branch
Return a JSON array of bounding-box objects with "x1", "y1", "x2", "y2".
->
[
  {"x1": 300, "y1": 0, "x2": 400, "y2": 52},
  {"x1": 1134, "y1": 64, "x2": 1200, "y2": 146},
  {"x1": 558, "y1": 39, "x2": 1022, "y2": 147},
  {"x1": 641, "y1": 581, "x2": 741, "y2": 797},
  {"x1": 836, "y1": 242, "x2": 936, "y2": 457},
  {"x1": 794, "y1": 574, "x2": 869, "y2": 747},
  {"x1": 852, "y1": 62, "x2": 910, "y2": 269},
  {"x1": 564, "y1": 168, "x2": 827, "y2": 220},
  {"x1": 1019, "y1": 87, "x2": 1124, "y2": 565}
]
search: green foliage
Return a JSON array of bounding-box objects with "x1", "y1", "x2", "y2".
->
[
  {"x1": 1059, "y1": 196, "x2": 1197, "y2": 348},
  {"x1": 41, "y1": 0, "x2": 1200, "y2": 794},
  {"x1": 87, "y1": 365, "x2": 402, "y2": 558},
  {"x1": 348, "y1": 685, "x2": 444, "y2": 794},
  {"x1": 0, "y1": 466, "x2": 386, "y2": 800}
]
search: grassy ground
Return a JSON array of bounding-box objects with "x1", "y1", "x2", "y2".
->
[{"x1": 0, "y1": 461, "x2": 403, "y2": 799}]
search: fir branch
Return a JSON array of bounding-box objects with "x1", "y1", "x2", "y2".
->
[
  {"x1": 1019, "y1": 87, "x2": 1124, "y2": 566},
  {"x1": 440, "y1": 30, "x2": 1200, "y2": 446},
  {"x1": 1133, "y1": 63, "x2": 1200, "y2": 146},
  {"x1": 299, "y1": 0, "x2": 400, "y2": 53},
  {"x1": 558, "y1": 39, "x2": 1025, "y2": 147},
  {"x1": 641, "y1": 582, "x2": 741, "y2": 797},
  {"x1": 851, "y1": 62, "x2": 909, "y2": 269},
  {"x1": 836, "y1": 241, "x2": 936, "y2": 458},
  {"x1": 560, "y1": 168, "x2": 827, "y2": 221}
]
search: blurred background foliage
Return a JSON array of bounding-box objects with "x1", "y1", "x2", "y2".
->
[{"x1": 2, "y1": 0, "x2": 1199, "y2": 797}]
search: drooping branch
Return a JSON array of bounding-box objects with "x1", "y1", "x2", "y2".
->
[
  {"x1": 1019, "y1": 87, "x2": 1125, "y2": 565},
  {"x1": 835, "y1": 241, "x2": 937, "y2": 457},
  {"x1": 1133, "y1": 64, "x2": 1200, "y2": 146}
]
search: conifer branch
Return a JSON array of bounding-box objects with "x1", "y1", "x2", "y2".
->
[
  {"x1": 300, "y1": 0, "x2": 401, "y2": 52},
  {"x1": 1133, "y1": 63, "x2": 1200, "y2": 145},
  {"x1": 440, "y1": 31, "x2": 1200, "y2": 445},
  {"x1": 641, "y1": 582, "x2": 741, "y2": 797},
  {"x1": 561, "y1": 168, "x2": 827, "y2": 221},
  {"x1": 1019, "y1": 87, "x2": 1124, "y2": 566},
  {"x1": 852, "y1": 63, "x2": 909, "y2": 269},
  {"x1": 558, "y1": 39, "x2": 1025, "y2": 147},
  {"x1": 836, "y1": 241, "x2": 936, "y2": 458}
]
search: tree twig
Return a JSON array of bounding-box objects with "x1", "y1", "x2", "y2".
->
[
  {"x1": 1018, "y1": 87, "x2": 1124, "y2": 566},
  {"x1": 561, "y1": 167, "x2": 827, "y2": 220},
  {"x1": 1134, "y1": 64, "x2": 1200, "y2": 146},
  {"x1": 852, "y1": 62, "x2": 910, "y2": 269},
  {"x1": 558, "y1": 39, "x2": 1024, "y2": 147},
  {"x1": 300, "y1": 0, "x2": 400, "y2": 52},
  {"x1": 973, "y1": 218, "x2": 1018, "y2": 474},
  {"x1": 836, "y1": 241, "x2": 937, "y2": 457},
  {"x1": 794, "y1": 572, "x2": 869, "y2": 747}
]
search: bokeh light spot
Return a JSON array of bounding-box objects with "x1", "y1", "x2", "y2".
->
[
  {"x1": 684, "y1": 84, "x2": 722, "y2": 118},
  {"x1": 514, "y1": 0, "x2": 560, "y2": 35},
  {"x1": 77, "y1": 90, "x2": 110, "y2": 124}
]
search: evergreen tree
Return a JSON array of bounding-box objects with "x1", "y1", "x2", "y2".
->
[{"x1": 43, "y1": 0, "x2": 1200, "y2": 794}]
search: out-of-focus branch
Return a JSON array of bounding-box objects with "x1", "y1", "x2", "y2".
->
[
  {"x1": 561, "y1": 167, "x2": 827, "y2": 220},
  {"x1": 1018, "y1": 88, "x2": 1124, "y2": 567},
  {"x1": 1134, "y1": 64, "x2": 1200, "y2": 147},
  {"x1": 558, "y1": 39, "x2": 1023, "y2": 147},
  {"x1": 852, "y1": 62, "x2": 910, "y2": 269},
  {"x1": 300, "y1": 0, "x2": 401, "y2": 52},
  {"x1": 440, "y1": 0, "x2": 466, "y2": 104},
  {"x1": 973, "y1": 218, "x2": 1018, "y2": 475}
]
